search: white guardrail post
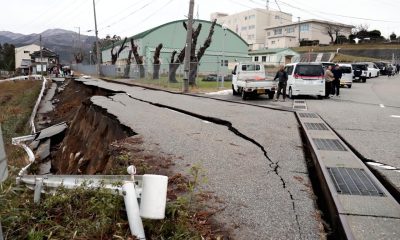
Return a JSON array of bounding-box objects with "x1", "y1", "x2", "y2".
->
[
  {"x1": 29, "y1": 76, "x2": 47, "y2": 133},
  {"x1": 0, "y1": 125, "x2": 6, "y2": 240}
]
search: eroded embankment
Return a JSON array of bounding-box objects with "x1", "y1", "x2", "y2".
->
[
  {"x1": 52, "y1": 98, "x2": 134, "y2": 174},
  {"x1": 46, "y1": 79, "x2": 135, "y2": 174}
]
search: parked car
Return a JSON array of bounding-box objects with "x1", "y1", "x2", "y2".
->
[
  {"x1": 338, "y1": 63, "x2": 353, "y2": 88},
  {"x1": 373, "y1": 61, "x2": 388, "y2": 75},
  {"x1": 285, "y1": 63, "x2": 325, "y2": 99},
  {"x1": 362, "y1": 62, "x2": 380, "y2": 78},
  {"x1": 351, "y1": 63, "x2": 368, "y2": 82},
  {"x1": 232, "y1": 62, "x2": 277, "y2": 100},
  {"x1": 203, "y1": 74, "x2": 232, "y2": 81}
]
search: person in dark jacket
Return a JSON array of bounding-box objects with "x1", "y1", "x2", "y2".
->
[
  {"x1": 331, "y1": 65, "x2": 342, "y2": 97},
  {"x1": 273, "y1": 66, "x2": 288, "y2": 102}
]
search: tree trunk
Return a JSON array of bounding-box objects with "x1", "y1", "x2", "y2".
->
[
  {"x1": 189, "y1": 62, "x2": 198, "y2": 85},
  {"x1": 153, "y1": 43, "x2": 163, "y2": 79},
  {"x1": 124, "y1": 49, "x2": 132, "y2": 78},
  {"x1": 130, "y1": 38, "x2": 145, "y2": 78},
  {"x1": 168, "y1": 63, "x2": 180, "y2": 83},
  {"x1": 138, "y1": 65, "x2": 145, "y2": 79}
]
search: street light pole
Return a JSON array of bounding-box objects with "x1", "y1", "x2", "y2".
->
[
  {"x1": 183, "y1": 0, "x2": 195, "y2": 93},
  {"x1": 221, "y1": 24, "x2": 227, "y2": 88},
  {"x1": 93, "y1": 0, "x2": 101, "y2": 76}
]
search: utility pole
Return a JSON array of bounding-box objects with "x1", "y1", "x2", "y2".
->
[
  {"x1": 40, "y1": 35, "x2": 43, "y2": 77},
  {"x1": 183, "y1": 0, "x2": 195, "y2": 93},
  {"x1": 266, "y1": 0, "x2": 269, "y2": 10},
  {"x1": 298, "y1": 17, "x2": 301, "y2": 46},
  {"x1": 93, "y1": 0, "x2": 101, "y2": 76}
]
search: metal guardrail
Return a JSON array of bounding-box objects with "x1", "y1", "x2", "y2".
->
[
  {"x1": 11, "y1": 133, "x2": 167, "y2": 240},
  {"x1": 29, "y1": 76, "x2": 47, "y2": 133}
]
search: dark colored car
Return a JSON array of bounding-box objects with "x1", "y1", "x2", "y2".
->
[
  {"x1": 351, "y1": 64, "x2": 368, "y2": 82},
  {"x1": 203, "y1": 74, "x2": 232, "y2": 82}
]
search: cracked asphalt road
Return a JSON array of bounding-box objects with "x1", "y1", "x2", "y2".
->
[{"x1": 78, "y1": 78, "x2": 322, "y2": 239}]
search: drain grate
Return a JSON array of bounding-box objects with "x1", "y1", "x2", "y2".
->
[
  {"x1": 294, "y1": 105, "x2": 307, "y2": 109},
  {"x1": 304, "y1": 122, "x2": 329, "y2": 130},
  {"x1": 327, "y1": 167, "x2": 385, "y2": 196},
  {"x1": 299, "y1": 113, "x2": 318, "y2": 118},
  {"x1": 313, "y1": 138, "x2": 347, "y2": 151}
]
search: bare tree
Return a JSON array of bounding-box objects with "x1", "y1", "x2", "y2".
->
[
  {"x1": 152, "y1": 43, "x2": 163, "y2": 79},
  {"x1": 131, "y1": 38, "x2": 145, "y2": 78},
  {"x1": 123, "y1": 39, "x2": 133, "y2": 78},
  {"x1": 325, "y1": 24, "x2": 344, "y2": 44},
  {"x1": 110, "y1": 37, "x2": 128, "y2": 65},
  {"x1": 168, "y1": 19, "x2": 217, "y2": 84}
]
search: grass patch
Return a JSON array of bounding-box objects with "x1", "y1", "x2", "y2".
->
[
  {"x1": 0, "y1": 80, "x2": 42, "y2": 167},
  {"x1": 292, "y1": 43, "x2": 400, "y2": 53},
  {"x1": 112, "y1": 76, "x2": 231, "y2": 93},
  {"x1": 332, "y1": 53, "x2": 380, "y2": 63}
]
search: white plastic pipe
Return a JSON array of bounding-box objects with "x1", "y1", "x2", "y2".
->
[{"x1": 122, "y1": 182, "x2": 145, "y2": 240}]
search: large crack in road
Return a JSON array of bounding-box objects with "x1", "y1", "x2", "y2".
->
[{"x1": 123, "y1": 92, "x2": 303, "y2": 238}]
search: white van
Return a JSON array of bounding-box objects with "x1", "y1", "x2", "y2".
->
[
  {"x1": 285, "y1": 63, "x2": 325, "y2": 99},
  {"x1": 232, "y1": 62, "x2": 277, "y2": 100},
  {"x1": 338, "y1": 63, "x2": 353, "y2": 88}
]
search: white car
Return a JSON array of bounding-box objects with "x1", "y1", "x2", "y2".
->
[
  {"x1": 363, "y1": 62, "x2": 380, "y2": 78},
  {"x1": 231, "y1": 62, "x2": 277, "y2": 100},
  {"x1": 338, "y1": 63, "x2": 353, "y2": 88},
  {"x1": 284, "y1": 63, "x2": 325, "y2": 99}
]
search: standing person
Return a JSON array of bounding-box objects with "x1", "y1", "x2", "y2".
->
[
  {"x1": 387, "y1": 65, "x2": 393, "y2": 77},
  {"x1": 273, "y1": 66, "x2": 288, "y2": 102},
  {"x1": 331, "y1": 64, "x2": 342, "y2": 97},
  {"x1": 324, "y1": 65, "x2": 334, "y2": 98}
]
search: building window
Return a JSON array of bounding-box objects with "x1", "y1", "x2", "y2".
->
[
  {"x1": 241, "y1": 26, "x2": 247, "y2": 31},
  {"x1": 262, "y1": 56, "x2": 267, "y2": 62},
  {"x1": 24, "y1": 50, "x2": 30, "y2": 54},
  {"x1": 247, "y1": 34, "x2": 255, "y2": 40},
  {"x1": 249, "y1": 15, "x2": 256, "y2": 19},
  {"x1": 248, "y1": 25, "x2": 255, "y2": 30},
  {"x1": 286, "y1": 27, "x2": 295, "y2": 33},
  {"x1": 275, "y1": 15, "x2": 280, "y2": 20},
  {"x1": 267, "y1": 32, "x2": 271, "y2": 36},
  {"x1": 274, "y1": 28, "x2": 282, "y2": 35},
  {"x1": 300, "y1": 24, "x2": 310, "y2": 32},
  {"x1": 271, "y1": 41, "x2": 276, "y2": 45},
  {"x1": 254, "y1": 56, "x2": 259, "y2": 62},
  {"x1": 245, "y1": 16, "x2": 248, "y2": 20}
]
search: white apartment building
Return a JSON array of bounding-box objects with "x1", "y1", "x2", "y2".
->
[
  {"x1": 265, "y1": 19, "x2": 354, "y2": 49},
  {"x1": 211, "y1": 8, "x2": 292, "y2": 50},
  {"x1": 15, "y1": 44, "x2": 40, "y2": 71}
]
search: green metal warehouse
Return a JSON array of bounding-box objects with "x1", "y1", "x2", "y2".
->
[{"x1": 101, "y1": 19, "x2": 250, "y2": 75}]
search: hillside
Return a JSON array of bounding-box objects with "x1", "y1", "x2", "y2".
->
[
  {"x1": 292, "y1": 44, "x2": 400, "y2": 61},
  {"x1": 0, "y1": 29, "x2": 96, "y2": 64}
]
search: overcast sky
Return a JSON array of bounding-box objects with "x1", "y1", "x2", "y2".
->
[{"x1": 1, "y1": 0, "x2": 400, "y2": 38}]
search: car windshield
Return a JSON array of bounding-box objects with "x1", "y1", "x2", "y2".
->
[
  {"x1": 352, "y1": 64, "x2": 367, "y2": 70},
  {"x1": 340, "y1": 66, "x2": 352, "y2": 73},
  {"x1": 294, "y1": 65, "x2": 324, "y2": 77}
]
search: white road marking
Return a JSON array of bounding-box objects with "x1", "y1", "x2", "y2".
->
[
  {"x1": 379, "y1": 104, "x2": 385, "y2": 108},
  {"x1": 380, "y1": 165, "x2": 397, "y2": 170},
  {"x1": 390, "y1": 115, "x2": 400, "y2": 118},
  {"x1": 367, "y1": 162, "x2": 383, "y2": 167}
]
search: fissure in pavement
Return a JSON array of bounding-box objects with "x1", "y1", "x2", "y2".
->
[{"x1": 124, "y1": 92, "x2": 303, "y2": 238}]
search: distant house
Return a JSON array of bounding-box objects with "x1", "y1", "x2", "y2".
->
[
  {"x1": 30, "y1": 48, "x2": 59, "y2": 74},
  {"x1": 265, "y1": 19, "x2": 354, "y2": 48},
  {"x1": 249, "y1": 48, "x2": 299, "y2": 66},
  {"x1": 15, "y1": 44, "x2": 40, "y2": 74}
]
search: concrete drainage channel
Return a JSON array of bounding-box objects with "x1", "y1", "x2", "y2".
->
[{"x1": 296, "y1": 111, "x2": 400, "y2": 239}]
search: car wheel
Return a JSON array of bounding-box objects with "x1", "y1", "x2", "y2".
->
[
  {"x1": 268, "y1": 92, "x2": 275, "y2": 100},
  {"x1": 347, "y1": 84, "x2": 352, "y2": 88},
  {"x1": 369, "y1": 73, "x2": 372, "y2": 78},
  {"x1": 289, "y1": 87, "x2": 294, "y2": 99},
  {"x1": 232, "y1": 84, "x2": 238, "y2": 95},
  {"x1": 362, "y1": 77, "x2": 367, "y2": 83},
  {"x1": 241, "y1": 90, "x2": 247, "y2": 100}
]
